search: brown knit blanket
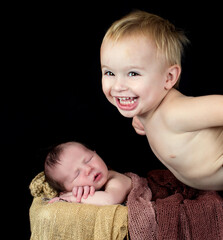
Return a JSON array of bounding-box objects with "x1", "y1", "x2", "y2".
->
[{"x1": 126, "y1": 170, "x2": 223, "y2": 240}]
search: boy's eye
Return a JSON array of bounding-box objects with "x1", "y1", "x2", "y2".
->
[
  {"x1": 128, "y1": 72, "x2": 139, "y2": 77},
  {"x1": 104, "y1": 71, "x2": 114, "y2": 76}
]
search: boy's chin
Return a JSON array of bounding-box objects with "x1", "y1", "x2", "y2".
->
[{"x1": 117, "y1": 109, "x2": 135, "y2": 118}]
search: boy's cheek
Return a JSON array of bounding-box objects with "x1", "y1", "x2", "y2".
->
[
  {"x1": 102, "y1": 80, "x2": 108, "y2": 92},
  {"x1": 106, "y1": 96, "x2": 115, "y2": 106},
  {"x1": 102, "y1": 81, "x2": 116, "y2": 105},
  {"x1": 102, "y1": 85, "x2": 110, "y2": 99}
]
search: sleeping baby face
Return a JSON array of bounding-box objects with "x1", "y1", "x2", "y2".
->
[{"x1": 50, "y1": 142, "x2": 109, "y2": 192}]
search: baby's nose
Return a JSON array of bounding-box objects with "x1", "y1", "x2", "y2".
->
[{"x1": 85, "y1": 165, "x2": 93, "y2": 176}]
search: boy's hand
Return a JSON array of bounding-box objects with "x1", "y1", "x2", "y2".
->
[
  {"x1": 72, "y1": 186, "x2": 95, "y2": 202},
  {"x1": 132, "y1": 116, "x2": 146, "y2": 135}
]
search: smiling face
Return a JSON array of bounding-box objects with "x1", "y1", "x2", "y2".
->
[
  {"x1": 100, "y1": 35, "x2": 171, "y2": 119},
  {"x1": 50, "y1": 143, "x2": 109, "y2": 192}
]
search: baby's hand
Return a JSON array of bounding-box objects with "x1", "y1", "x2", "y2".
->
[
  {"x1": 132, "y1": 116, "x2": 146, "y2": 135},
  {"x1": 48, "y1": 186, "x2": 96, "y2": 203},
  {"x1": 72, "y1": 186, "x2": 95, "y2": 203},
  {"x1": 48, "y1": 196, "x2": 62, "y2": 204}
]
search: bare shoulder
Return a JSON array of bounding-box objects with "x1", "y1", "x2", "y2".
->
[
  {"x1": 106, "y1": 170, "x2": 132, "y2": 191},
  {"x1": 164, "y1": 88, "x2": 223, "y2": 107},
  {"x1": 161, "y1": 89, "x2": 223, "y2": 132},
  {"x1": 162, "y1": 88, "x2": 187, "y2": 108},
  {"x1": 160, "y1": 89, "x2": 188, "y2": 129},
  {"x1": 107, "y1": 170, "x2": 131, "y2": 182}
]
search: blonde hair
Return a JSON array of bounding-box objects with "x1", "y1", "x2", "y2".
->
[{"x1": 102, "y1": 10, "x2": 190, "y2": 87}]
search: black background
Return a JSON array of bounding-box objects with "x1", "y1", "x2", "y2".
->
[{"x1": 3, "y1": 1, "x2": 223, "y2": 239}]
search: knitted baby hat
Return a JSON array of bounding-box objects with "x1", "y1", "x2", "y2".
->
[{"x1": 29, "y1": 171, "x2": 58, "y2": 198}]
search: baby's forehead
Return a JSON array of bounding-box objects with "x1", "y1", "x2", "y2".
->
[
  {"x1": 63, "y1": 142, "x2": 88, "y2": 152},
  {"x1": 60, "y1": 142, "x2": 85, "y2": 153},
  {"x1": 61, "y1": 142, "x2": 91, "y2": 160}
]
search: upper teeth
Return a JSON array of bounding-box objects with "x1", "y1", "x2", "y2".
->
[
  {"x1": 118, "y1": 97, "x2": 136, "y2": 104},
  {"x1": 118, "y1": 97, "x2": 134, "y2": 100}
]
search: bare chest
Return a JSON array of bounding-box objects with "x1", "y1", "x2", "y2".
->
[{"x1": 146, "y1": 125, "x2": 223, "y2": 175}]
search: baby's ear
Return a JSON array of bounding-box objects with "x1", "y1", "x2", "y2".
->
[{"x1": 164, "y1": 65, "x2": 181, "y2": 90}]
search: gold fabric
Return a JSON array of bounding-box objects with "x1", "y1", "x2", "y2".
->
[{"x1": 29, "y1": 172, "x2": 128, "y2": 240}]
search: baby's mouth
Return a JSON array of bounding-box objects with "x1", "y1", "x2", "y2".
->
[{"x1": 94, "y1": 173, "x2": 102, "y2": 182}]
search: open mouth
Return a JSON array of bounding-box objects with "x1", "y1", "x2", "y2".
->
[
  {"x1": 115, "y1": 97, "x2": 138, "y2": 110},
  {"x1": 118, "y1": 97, "x2": 137, "y2": 105},
  {"x1": 94, "y1": 173, "x2": 102, "y2": 182}
]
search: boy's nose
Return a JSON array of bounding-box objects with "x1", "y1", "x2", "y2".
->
[{"x1": 113, "y1": 77, "x2": 128, "y2": 92}]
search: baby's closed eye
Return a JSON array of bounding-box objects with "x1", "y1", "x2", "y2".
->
[
  {"x1": 73, "y1": 170, "x2": 80, "y2": 180},
  {"x1": 84, "y1": 155, "x2": 93, "y2": 163}
]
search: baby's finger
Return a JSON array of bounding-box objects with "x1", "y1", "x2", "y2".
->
[
  {"x1": 72, "y1": 186, "x2": 78, "y2": 197},
  {"x1": 59, "y1": 194, "x2": 76, "y2": 203},
  {"x1": 90, "y1": 186, "x2": 95, "y2": 196},
  {"x1": 48, "y1": 197, "x2": 60, "y2": 204},
  {"x1": 76, "y1": 187, "x2": 84, "y2": 202},
  {"x1": 83, "y1": 186, "x2": 90, "y2": 199}
]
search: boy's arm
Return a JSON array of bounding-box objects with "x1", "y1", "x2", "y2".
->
[
  {"x1": 56, "y1": 171, "x2": 132, "y2": 205},
  {"x1": 167, "y1": 94, "x2": 223, "y2": 132}
]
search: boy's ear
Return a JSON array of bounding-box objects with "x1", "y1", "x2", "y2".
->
[{"x1": 164, "y1": 65, "x2": 181, "y2": 90}]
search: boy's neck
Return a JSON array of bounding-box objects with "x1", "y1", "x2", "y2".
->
[{"x1": 138, "y1": 89, "x2": 174, "y2": 124}]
